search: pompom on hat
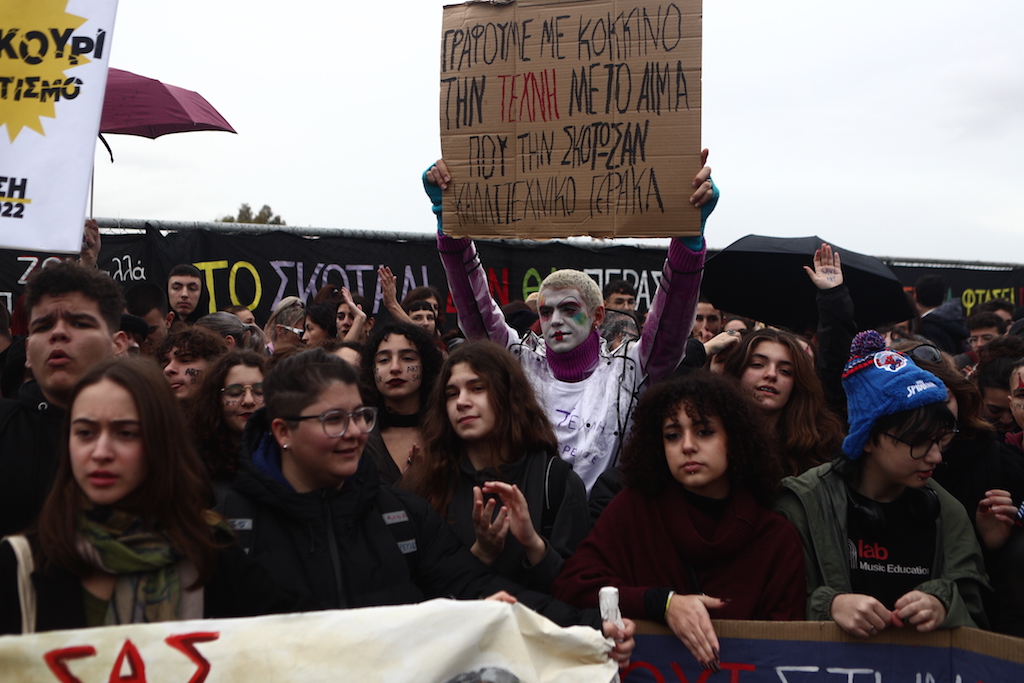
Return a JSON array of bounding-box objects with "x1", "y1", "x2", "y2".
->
[{"x1": 841, "y1": 330, "x2": 948, "y2": 459}]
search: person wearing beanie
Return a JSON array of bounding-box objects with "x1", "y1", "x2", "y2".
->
[
  {"x1": 424, "y1": 155, "x2": 718, "y2": 494},
  {"x1": 776, "y1": 330, "x2": 989, "y2": 637}
]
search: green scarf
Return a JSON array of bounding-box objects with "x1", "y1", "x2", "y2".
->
[{"x1": 78, "y1": 510, "x2": 199, "y2": 625}]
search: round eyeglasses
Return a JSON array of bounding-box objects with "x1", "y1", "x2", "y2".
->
[
  {"x1": 221, "y1": 383, "x2": 264, "y2": 403},
  {"x1": 883, "y1": 428, "x2": 959, "y2": 459},
  {"x1": 281, "y1": 407, "x2": 378, "y2": 437}
]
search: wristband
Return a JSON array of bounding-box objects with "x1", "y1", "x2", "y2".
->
[{"x1": 665, "y1": 591, "x2": 676, "y2": 620}]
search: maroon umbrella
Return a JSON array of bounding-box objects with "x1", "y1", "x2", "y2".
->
[
  {"x1": 100, "y1": 68, "x2": 236, "y2": 139},
  {"x1": 92, "y1": 68, "x2": 236, "y2": 213}
]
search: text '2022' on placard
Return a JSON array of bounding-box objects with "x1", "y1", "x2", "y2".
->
[{"x1": 439, "y1": 0, "x2": 702, "y2": 240}]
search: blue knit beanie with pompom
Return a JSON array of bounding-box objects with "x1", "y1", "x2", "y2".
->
[{"x1": 841, "y1": 330, "x2": 947, "y2": 459}]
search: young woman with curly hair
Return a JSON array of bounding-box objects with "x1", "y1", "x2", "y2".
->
[
  {"x1": 721, "y1": 328, "x2": 844, "y2": 476},
  {"x1": 553, "y1": 370, "x2": 806, "y2": 672},
  {"x1": 0, "y1": 358, "x2": 293, "y2": 633},
  {"x1": 187, "y1": 351, "x2": 267, "y2": 504},
  {"x1": 404, "y1": 341, "x2": 589, "y2": 591},
  {"x1": 360, "y1": 322, "x2": 443, "y2": 485}
]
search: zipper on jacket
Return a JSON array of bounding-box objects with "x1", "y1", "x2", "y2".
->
[{"x1": 321, "y1": 492, "x2": 347, "y2": 607}]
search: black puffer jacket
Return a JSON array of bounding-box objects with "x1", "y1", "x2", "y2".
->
[{"x1": 221, "y1": 410, "x2": 598, "y2": 627}]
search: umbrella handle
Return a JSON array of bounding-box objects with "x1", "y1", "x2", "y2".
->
[{"x1": 98, "y1": 133, "x2": 114, "y2": 163}]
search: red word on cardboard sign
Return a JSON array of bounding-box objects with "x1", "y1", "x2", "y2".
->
[{"x1": 623, "y1": 660, "x2": 756, "y2": 683}]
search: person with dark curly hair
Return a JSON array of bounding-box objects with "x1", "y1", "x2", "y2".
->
[
  {"x1": 187, "y1": 351, "x2": 267, "y2": 504},
  {"x1": 722, "y1": 328, "x2": 844, "y2": 476},
  {"x1": 361, "y1": 323, "x2": 443, "y2": 485},
  {"x1": 156, "y1": 326, "x2": 227, "y2": 401},
  {"x1": 404, "y1": 341, "x2": 589, "y2": 592},
  {"x1": 553, "y1": 371, "x2": 805, "y2": 672}
]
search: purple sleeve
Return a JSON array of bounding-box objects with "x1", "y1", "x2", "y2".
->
[
  {"x1": 636, "y1": 238, "x2": 706, "y2": 384},
  {"x1": 437, "y1": 234, "x2": 513, "y2": 347}
]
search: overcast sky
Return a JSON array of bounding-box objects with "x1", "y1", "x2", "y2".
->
[{"x1": 92, "y1": 0, "x2": 1024, "y2": 264}]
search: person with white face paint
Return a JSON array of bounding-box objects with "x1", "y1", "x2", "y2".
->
[{"x1": 425, "y1": 153, "x2": 719, "y2": 493}]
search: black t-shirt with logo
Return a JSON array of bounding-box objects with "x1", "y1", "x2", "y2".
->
[{"x1": 846, "y1": 486, "x2": 937, "y2": 609}]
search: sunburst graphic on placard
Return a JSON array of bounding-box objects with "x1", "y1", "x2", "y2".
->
[{"x1": 0, "y1": 0, "x2": 89, "y2": 142}]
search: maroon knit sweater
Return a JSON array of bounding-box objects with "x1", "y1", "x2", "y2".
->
[{"x1": 553, "y1": 483, "x2": 806, "y2": 622}]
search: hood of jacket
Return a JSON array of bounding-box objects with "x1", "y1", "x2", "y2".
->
[
  {"x1": 234, "y1": 407, "x2": 381, "y2": 525},
  {"x1": 929, "y1": 299, "x2": 965, "y2": 322}
]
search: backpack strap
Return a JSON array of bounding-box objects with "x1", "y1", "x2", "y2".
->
[
  {"x1": 3, "y1": 535, "x2": 36, "y2": 634},
  {"x1": 218, "y1": 490, "x2": 258, "y2": 555},
  {"x1": 541, "y1": 456, "x2": 569, "y2": 539}
]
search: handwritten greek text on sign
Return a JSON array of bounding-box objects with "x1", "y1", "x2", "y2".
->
[{"x1": 440, "y1": 0, "x2": 702, "y2": 240}]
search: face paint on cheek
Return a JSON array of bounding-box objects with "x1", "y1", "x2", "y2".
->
[{"x1": 185, "y1": 368, "x2": 202, "y2": 385}]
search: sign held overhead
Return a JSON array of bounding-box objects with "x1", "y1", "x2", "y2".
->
[{"x1": 440, "y1": 0, "x2": 702, "y2": 240}]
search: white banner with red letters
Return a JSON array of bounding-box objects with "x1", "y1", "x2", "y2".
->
[{"x1": 0, "y1": 599, "x2": 615, "y2": 682}]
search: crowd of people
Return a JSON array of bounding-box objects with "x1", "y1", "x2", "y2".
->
[{"x1": 0, "y1": 157, "x2": 1022, "y2": 674}]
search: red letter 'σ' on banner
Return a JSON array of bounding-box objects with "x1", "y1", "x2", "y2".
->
[
  {"x1": 165, "y1": 632, "x2": 220, "y2": 683},
  {"x1": 44, "y1": 645, "x2": 96, "y2": 683}
]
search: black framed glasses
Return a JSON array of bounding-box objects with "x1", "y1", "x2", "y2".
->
[
  {"x1": 281, "y1": 407, "x2": 377, "y2": 437},
  {"x1": 883, "y1": 428, "x2": 959, "y2": 459},
  {"x1": 221, "y1": 383, "x2": 264, "y2": 402}
]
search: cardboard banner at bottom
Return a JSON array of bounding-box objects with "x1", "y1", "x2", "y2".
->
[
  {"x1": 0, "y1": 600, "x2": 615, "y2": 683},
  {"x1": 627, "y1": 621, "x2": 1024, "y2": 682}
]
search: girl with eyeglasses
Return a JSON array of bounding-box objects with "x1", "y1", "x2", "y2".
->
[
  {"x1": 187, "y1": 351, "x2": 267, "y2": 505},
  {"x1": 404, "y1": 341, "x2": 590, "y2": 592},
  {"x1": 0, "y1": 358, "x2": 294, "y2": 634},
  {"x1": 776, "y1": 331, "x2": 988, "y2": 637},
  {"x1": 218, "y1": 348, "x2": 639, "y2": 664}
]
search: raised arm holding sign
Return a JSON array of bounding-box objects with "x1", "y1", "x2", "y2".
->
[{"x1": 426, "y1": 154, "x2": 718, "y2": 493}]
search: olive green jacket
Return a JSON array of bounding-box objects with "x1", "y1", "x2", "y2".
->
[{"x1": 775, "y1": 462, "x2": 989, "y2": 628}]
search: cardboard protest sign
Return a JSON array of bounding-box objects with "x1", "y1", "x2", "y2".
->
[
  {"x1": 439, "y1": 0, "x2": 702, "y2": 240},
  {"x1": 0, "y1": 600, "x2": 615, "y2": 683},
  {"x1": 0, "y1": 0, "x2": 118, "y2": 252}
]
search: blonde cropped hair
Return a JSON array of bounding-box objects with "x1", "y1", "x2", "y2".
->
[{"x1": 539, "y1": 270, "x2": 603, "y2": 313}]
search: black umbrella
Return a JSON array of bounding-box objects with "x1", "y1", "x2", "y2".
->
[{"x1": 702, "y1": 235, "x2": 912, "y2": 333}]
